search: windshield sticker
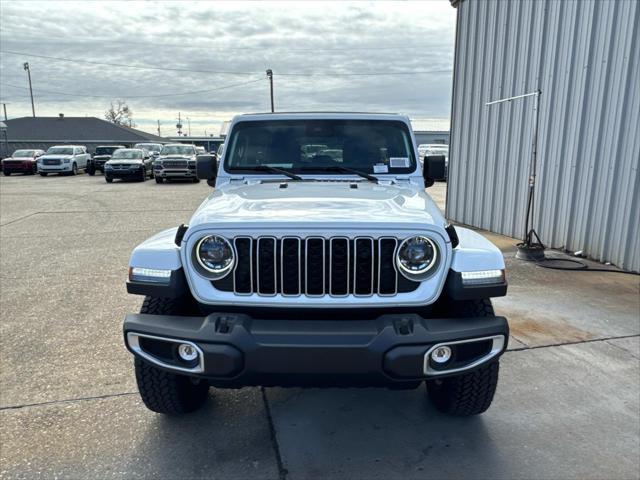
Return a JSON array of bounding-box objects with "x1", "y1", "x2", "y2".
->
[
  {"x1": 390, "y1": 157, "x2": 410, "y2": 168},
  {"x1": 373, "y1": 164, "x2": 389, "y2": 173}
]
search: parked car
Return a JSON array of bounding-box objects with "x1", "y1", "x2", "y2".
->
[
  {"x1": 104, "y1": 148, "x2": 154, "y2": 183},
  {"x1": 1, "y1": 149, "x2": 45, "y2": 175},
  {"x1": 37, "y1": 145, "x2": 90, "y2": 176},
  {"x1": 134, "y1": 143, "x2": 163, "y2": 159},
  {"x1": 123, "y1": 112, "x2": 508, "y2": 417},
  {"x1": 153, "y1": 143, "x2": 199, "y2": 183},
  {"x1": 87, "y1": 145, "x2": 125, "y2": 175}
]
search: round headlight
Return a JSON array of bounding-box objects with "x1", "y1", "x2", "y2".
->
[
  {"x1": 396, "y1": 236, "x2": 438, "y2": 279},
  {"x1": 195, "y1": 235, "x2": 234, "y2": 277}
]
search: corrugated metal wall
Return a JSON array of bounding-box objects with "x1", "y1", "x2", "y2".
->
[{"x1": 446, "y1": 0, "x2": 640, "y2": 272}]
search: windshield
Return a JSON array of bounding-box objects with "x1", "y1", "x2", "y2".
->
[
  {"x1": 225, "y1": 120, "x2": 416, "y2": 174},
  {"x1": 46, "y1": 147, "x2": 74, "y2": 155},
  {"x1": 95, "y1": 147, "x2": 119, "y2": 155},
  {"x1": 111, "y1": 149, "x2": 143, "y2": 159},
  {"x1": 161, "y1": 145, "x2": 195, "y2": 155},
  {"x1": 135, "y1": 143, "x2": 162, "y2": 152},
  {"x1": 12, "y1": 150, "x2": 35, "y2": 158}
]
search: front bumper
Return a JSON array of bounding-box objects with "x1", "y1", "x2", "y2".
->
[
  {"x1": 106, "y1": 166, "x2": 144, "y2": 178},
  {"x1": 155, "y1": 168, "x2": 196, "y2": 178},
  {"x1": 38, "y1": 164, "x2": 72, "y2": 172},
  {"x1": 123, "y1": 312, "x2": 508, "y2": 387}
]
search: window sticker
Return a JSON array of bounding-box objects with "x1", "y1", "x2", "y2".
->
[
  {"x1": 373, "y1": 164, "x2": 389, "y2": 173},
  {"x1": 389, "y1": 157, "x2": 410, "y2": 168}
]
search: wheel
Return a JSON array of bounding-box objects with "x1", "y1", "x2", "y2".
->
[
  {"x1": 133, "y1": 296, "x2": 209, "y2": 414},
  {"x1": 139, "y1": 168, "x2": 146, "y2": 182},
  {"x1": 39, "y1": 172, "x2": 48, "y2": 177},
  {"x1": 87, "y1": 166, "x2": 95, "y2": 176},
  {"x1": 3, "y1": 171, "x2": 10, "y2": 176},
  {"x1": 192, "y1": 177, "x2": 200, "y2": 183},
  {"x1": 426, "y1": 299, "x2": 500, "y2": 416},
  {"x1": 71, "y1": 163, "x2": 78, "y2": 175},
  {"x1": 105, "y1": 176, "x2": 113, "y2": 183},
  {"x1": 155, "y1": 177, "x2": 163, "y2": 184}
]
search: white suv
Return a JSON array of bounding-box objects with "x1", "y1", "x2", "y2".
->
[
  {"x1": 38, "y1": 145, "x2": 90, "y2": 176},
  {"x1": 123, "y1": 113, "x2": 508, "y2": 417}
]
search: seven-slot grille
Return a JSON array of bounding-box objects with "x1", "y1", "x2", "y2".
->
[{"x1": 211, "y1": 236, "x2": 420, "y2": 297}]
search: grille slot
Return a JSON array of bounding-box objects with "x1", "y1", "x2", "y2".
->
[{"x1": 214, "y1": 236, "x2": 420, "y2": 297}]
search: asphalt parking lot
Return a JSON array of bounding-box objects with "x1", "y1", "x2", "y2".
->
[{"x1": 1, "y1": 173, "x2": 638, "y2": 479}]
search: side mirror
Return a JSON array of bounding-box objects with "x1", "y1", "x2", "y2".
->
[
  {"x1": 196, "y1": 154, "x2": 217, "y2": 185},
  {"x1": 423, "y1": 155, "x2": 446, "y2": 187}
]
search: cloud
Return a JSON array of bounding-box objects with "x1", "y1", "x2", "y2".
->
[{"x1": 0, "y1": 0, "x2": 455, "y2": 135}]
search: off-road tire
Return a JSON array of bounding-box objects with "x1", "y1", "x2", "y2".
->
[
  {"x1": 133, "y1": 296, "x2": 209, "y2": 414},
  {"x1": 426, "y1": 298, "x2": 500, "y2": 416}
]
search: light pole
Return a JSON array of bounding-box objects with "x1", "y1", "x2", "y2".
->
[
  {"x1": 266, "y1": 69, "x2": 274, "y2": 112},
  {"x1": 23, "y1": 62, "x2": 35, "y2": 117}
]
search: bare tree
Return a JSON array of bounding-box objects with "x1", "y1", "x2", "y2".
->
[{"x1": 105, "y1": 100, "x2": 135, "y2": 127}]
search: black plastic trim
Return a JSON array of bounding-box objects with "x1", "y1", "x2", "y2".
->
[
  {"x1": 123, "y1": 310, "x2": 509, "y2": 387},
  {"x1": 126, "y1": 268, "x2": 188, "y2": 298},
  {"x1": 445, "y1": 224, "x2": 459, "y2": 248},
  {"x1": 445, "y1": 270, "x2": 507, "y2": 300},
  {"x1": 174, "y1": 224, "x2": 188, "y2": 246}
]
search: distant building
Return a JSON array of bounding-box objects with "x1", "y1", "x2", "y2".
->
[
  {"x1": 164, "y1": 136, "x2": 225, "y2": 153},
  {"x1": 410, "y1": 119, "x2": 450, "y2": 146},
  {"x1": 0, "y1": 115, "x2": 166, "y2": 156}
]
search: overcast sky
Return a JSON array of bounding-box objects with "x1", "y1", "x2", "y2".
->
[{"x1": 0, "y1": 1, "x2": 456, "y2": 136}]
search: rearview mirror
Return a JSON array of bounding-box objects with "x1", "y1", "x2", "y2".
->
[
  {"x1": 196, "y1": 154, "x2": 217, "y2": 186},
  {"x1": 423, "y1": 155, "x2": 446, "y2": 187}
]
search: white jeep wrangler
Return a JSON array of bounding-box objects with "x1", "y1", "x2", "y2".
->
[{"x1": 124, "y1": 113, "x2": 508, "y2": 416}]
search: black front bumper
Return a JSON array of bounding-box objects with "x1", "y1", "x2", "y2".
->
[
  {"x1": 106, "y1": 167, "x2": 144, "y2": 179},
  {"x1": 124, "y1": 312, "x2": 508, "y2": 388}
]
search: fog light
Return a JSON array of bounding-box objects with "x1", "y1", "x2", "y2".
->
[
  {"x1": 431, "y1": 345, "x2": 452, "y2": 364},
  {"x1": 178, "y1": 343, "x2": 198, "y2": 362}
]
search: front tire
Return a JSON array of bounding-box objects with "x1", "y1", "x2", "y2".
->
[
  {"x1": 39, "y1": 172, "x2": 48, "y2": 177},
  {"x1": 133, "y1": 296, "x2": 209, "y2": 414},
  {"x1": 426, "y1": 299, "x2": 501, "y2": 416},
  {"x1": 155, "y1": 177, "x2": 163, "y2": 184},
  {"x1": 87, "y1": 166, "x2": 96, "y2": 176},
  {"x1": 3, "y1": 171, "x2": 10, "y2": 176},
  {"x1": 105, "y1": 176, "x2": 113, "y2": 183},
  {"x1": 71, "y1": 163, "x2": 78, "y2": 175}
]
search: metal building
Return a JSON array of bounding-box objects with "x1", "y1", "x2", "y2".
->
[
  {"x1": 410, "y1": 119, "x2": 451, "y2": 146},
  {"x1": 446, "y1": 0, "x2": 640, "y2": 272}
]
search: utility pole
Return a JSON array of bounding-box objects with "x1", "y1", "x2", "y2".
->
[
  {"x1": 3, "y1": 103, "x2": 7, "y2": 121},
  {"x1": 157, "y1": 120, "x2": 161, "y2": 136},
  {"x1": 266, "y1": 69, "x2": 274, "y2": 112},
  {"x1": 23, "y1": 62, "x2": 35, "y2": 117},
  {"x1": 176, "y1": 112, "x2": 183, "y2": 136},
  {"x1": 187, "y1": 117, "x2": 191, "y2": 136}
]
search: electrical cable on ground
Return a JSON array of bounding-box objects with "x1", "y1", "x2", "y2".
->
[{"x1": 533, "y1": 257, "x2": 638, "y2": 275}]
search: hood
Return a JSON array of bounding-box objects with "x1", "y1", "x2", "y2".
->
[
  {"x1": 159, "y1": 155, "x2": 194, "y2": 160},
  {"x1": 189, "y1": 181, "x2": 446, "y2": 230},
  {"x1": 106, "y1": 159, "x2": 143, "y2": 165},
  {"x1": 40, "y1": 154, "x2": 72, "y2": 160},
  {"x1": 3, "y1": 156, "x2": 34, "y2": 162},
  {"x1": 93, "y1": 154, "x2": 112, "y2": 159}
]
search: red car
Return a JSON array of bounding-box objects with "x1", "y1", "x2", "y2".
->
[{"x1": 2, "y1": 149, "x2": 45, "y2": 175}]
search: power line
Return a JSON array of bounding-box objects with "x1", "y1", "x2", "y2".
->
[
  {"x1": 0, "y1": 78, "x2": 263, "y2": 99},
  {"x1": 0, "y1": 50, "x2": 452, "y2": 77}
]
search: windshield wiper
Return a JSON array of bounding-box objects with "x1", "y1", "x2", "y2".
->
[
  {"x1": 241, "y1": 165, "x2": 302, "y2": 181},
  {"x1": 300, "y1": 165, "x2": 379, "y2": 183}
]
